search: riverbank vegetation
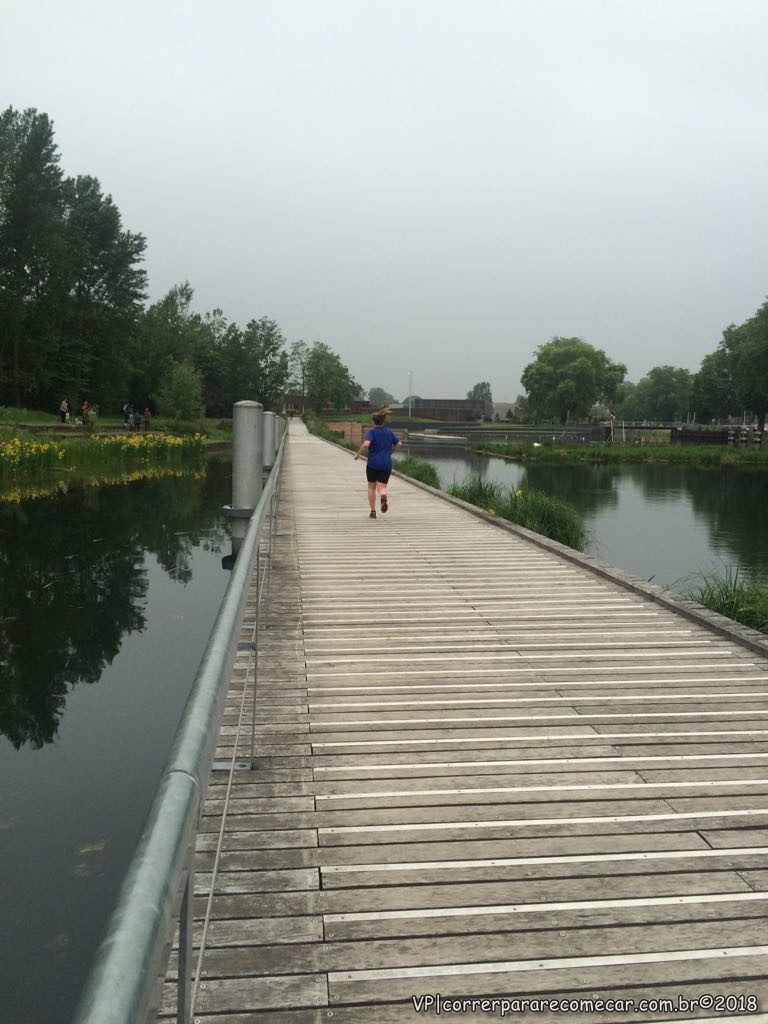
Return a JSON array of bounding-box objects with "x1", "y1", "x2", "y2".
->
[
  {"x1": 684, "y1": 569, "x2": 768, "y2": 635},
  {"x1": 474, "y1": 441, "x2": 768, "y2": 466},
  {"x1": 394, "y1": 457, "x2": 440, "y2": 488},
  {"x1": 448, "y1": 475, "x2": 586, "y2": 550},
  {"x1": 0, "y1": 431, "x2": 206, "y2": 483}
]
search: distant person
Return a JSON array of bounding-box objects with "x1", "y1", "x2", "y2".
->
[
  {"x1": 353, "y1": 409, "x2": 401, "y2": 518},
  {"x1": 59, "y1": 398, "x2": 68, "y2": 423},
  {"x1": 142, "y1": 407, "x2": 152, "y2": 431},
  {"x1": 122, "y1": 402, "x2": 131, "y2": 428}
]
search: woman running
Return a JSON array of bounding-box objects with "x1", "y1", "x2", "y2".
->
[{"x1": 353, "y1": 410, "x2": 402, "y2": 518}]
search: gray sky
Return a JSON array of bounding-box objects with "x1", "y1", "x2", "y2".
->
[{"x1": 4, "y1": 0, "x2": 768, "y2": 402}]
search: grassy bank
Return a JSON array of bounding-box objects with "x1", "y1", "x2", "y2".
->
[{"x1": 474, "y1": 441, "x2": 768, "y2": 466}]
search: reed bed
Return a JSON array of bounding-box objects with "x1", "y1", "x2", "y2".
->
[
  {"x1": 448, "y1": 473, "x2": 586, "y2": 550},
  {"x1": 395, "y1": 457, "x2": 440, "y2": 488},
  {"x1": 684, "y1": 568, "x2": 768, "y2": 635}
]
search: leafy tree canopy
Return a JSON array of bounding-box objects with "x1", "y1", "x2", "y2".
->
[
  {"x1": 304, "y1": 342, "x2": 361, "y2": 412},
  {"x1": 467, "y1": 381, "x2": 493, "y2": 403},
  {"x1": 368, "y1": 386, "x2": 394, "y2": 408},
  {"x1": 618, "y1": 365, "x2": 693, "y2": 422},
  {"x1": 521, "y1": 337, "x2": 626, "y2": 424},
  {"x1": 720, "y1": 298, "x2": 768, "y2": 429}
]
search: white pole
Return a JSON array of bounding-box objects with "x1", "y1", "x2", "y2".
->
[{"x1": 408, "y1": 370, "x2": 413, "y2": 418}]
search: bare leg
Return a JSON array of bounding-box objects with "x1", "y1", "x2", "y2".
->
[
  {"x1": 367, "y1": 481, "x2": 377, "y2": 511},
  {"x1": 377, "y1": 482, "x2": 388, "y2": 511}
]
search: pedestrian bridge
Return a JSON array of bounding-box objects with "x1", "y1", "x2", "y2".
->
[{"x1": 162, "y1": 419, "x2": 768, "y2": 1021}]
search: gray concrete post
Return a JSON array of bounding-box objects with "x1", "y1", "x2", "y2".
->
[
  {"x1": 232, "y1": 400, "x2": 263, "y2": 512},
  {"x1": 262, "y1": 412, "x2": 277, "y2": 469},
  {"x1": 225, "y1": 401, "x2": 263, "y2": 563}
]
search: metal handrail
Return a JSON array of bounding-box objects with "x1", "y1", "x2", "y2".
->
[{"x1": 72, "y1": 431, "x2": 286, "y2": 1024}]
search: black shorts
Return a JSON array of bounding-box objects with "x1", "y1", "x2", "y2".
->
[{"x1": 366, "y1": 466, "x2": 391, "y2": 483}]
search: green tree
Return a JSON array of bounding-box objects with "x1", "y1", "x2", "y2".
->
[
  {"x1": 304, "y1": 342, "x2": 360, "y2": 412},
  {"x1": 721, "y1": 298, "x2": 768, "y2": 429},
  {"x1": 156, "y1": 359, "x2": 204, "y2": 420},
  {"x1": 131, "y1": 283, "x2": 207, "y2": 411},
  {"x1": 521, "y1": 337, "x2": 626, "y2": 424},
  {"x1": 693, "y1": 348, "x2": 735, "y2": 423},
  {"x1": 232, "y1": 317, "x2": 290, "y2": 411},
  {"x1": 628, "y1": 365, "x2": 693, "y2": 422},
  {"x1": 368, "y1": 386, "x2": 394, "y2": 408},
  {"x1": 0, "y1": 107, "x2": 64, "y2": 407},
  {"x1": 467, "y1": 381, "x2": 493, "y2": 403},
  {"x1": 57, "y1": 175, "x2": 147, "y2": 409}
]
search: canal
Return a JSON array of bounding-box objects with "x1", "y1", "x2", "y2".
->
[
  {"x1": 395, "y1": 443, "x2": 768, "y2": 588},
  {"x1": 0, "y1": 457, "x2": 232, "y2": 1024}
]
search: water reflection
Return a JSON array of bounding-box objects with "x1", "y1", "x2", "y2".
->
[{"x1": 0, "y1": 463, "x2": 229, "y2": 750}]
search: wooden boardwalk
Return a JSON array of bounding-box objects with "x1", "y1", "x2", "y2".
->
[{"x1": 162, "y1": 421, "x2": 768, "y2": 1022}]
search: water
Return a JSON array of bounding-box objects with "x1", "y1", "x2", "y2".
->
[
  {"x1": 396, "y1": 444, "x2": 768, "y2": 588},
  {"x1": 0, "y1": 458, "x2": 232, "y2": 1024}
]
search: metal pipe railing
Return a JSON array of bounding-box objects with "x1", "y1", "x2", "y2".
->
[{"x1": 72, "y1": 428, "x2": 286, "y2": 1024}]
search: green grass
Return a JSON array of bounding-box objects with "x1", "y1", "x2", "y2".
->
[
  {"x1": 394, "y1": 457, "x2": 440, "y2": 488},
  {"x1": 474, "y1": 441, "x2": 768, "y2": 466},
  {"x1": 448, "y1": 473, "x2": 586, "y2": 550},
  {"x1": 683, "y1": 568, "x2": 768, "y2": 634}
]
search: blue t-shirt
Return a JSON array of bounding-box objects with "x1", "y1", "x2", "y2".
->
[{"x1": 365, "y1": 426, "x2": 400, "y2": 470}]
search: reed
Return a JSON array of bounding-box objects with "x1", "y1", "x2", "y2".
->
[
  {"x1": 449, "y1": 473, "x2": 586, "y2": 549},
  {"x1": 684, "y1": 568, "x2": 768, "y2": 635},
  {"x1": 395, "y1": 457, "x2": 440, "y2": 488}
]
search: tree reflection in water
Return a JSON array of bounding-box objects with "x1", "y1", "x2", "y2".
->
[{"x1": 0, "y1": 460, "x2": 229, "y2": 749}]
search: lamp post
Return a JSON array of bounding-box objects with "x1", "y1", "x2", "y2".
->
[{"x1": 408, "y1": 370, "x2": 413, "y2": 419}]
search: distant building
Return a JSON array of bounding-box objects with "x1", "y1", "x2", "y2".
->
[{"x1": 410, "y1": 398, "x2": 489, "y2": 422}]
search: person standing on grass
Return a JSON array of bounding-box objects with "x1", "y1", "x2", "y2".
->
[{"x1": 354, "y1": 409, "x2": 401, "y2": 518}]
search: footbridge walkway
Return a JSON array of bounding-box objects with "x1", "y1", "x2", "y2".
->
[{"x1": 164, "y1": 420, "x2": 768, "y2": 1022}]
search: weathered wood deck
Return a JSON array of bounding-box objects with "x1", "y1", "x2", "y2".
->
[{"x1": 163, "y1": 420, "x2": 768, "y2": 1022}]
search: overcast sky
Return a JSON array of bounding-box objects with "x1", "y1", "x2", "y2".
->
[{"x1": 4, "y1": 0, "x2": 768, "y2": 401}]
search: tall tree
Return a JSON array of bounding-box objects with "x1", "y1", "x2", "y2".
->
[
  {"x1": 130, "y1": 283, "x2": 206, "y2": 410},
  {"x1": 368, "y1": 386, "x2": 394, "y2": 408},
  {"x1": 217, "y1": 317, "x2": 290, "y2": 412},
  {"x1": 304, "y1": 342, "x2": 360, "y2": 412},
  {"x1": 467, "y1": 381, "x2": 493, "y2": 403},
  {"x1": 721, "y1": 298, "x2": 768, "y2": 429},
  {"x1": 521, "y1": 337, "x2": 626, "y2": 424},
  {"x1": 57, "y1": 175, "x2": 146, "y2": 409},
  {"x1": 628, "y1": 365, "x2": 693, "y2": 422},
  {"x1": 0, "y1": 107, "x2": 64, "y2": 407},
  {"x1": 692, "y1": 348, "x2": 735, "y2": 423}
]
